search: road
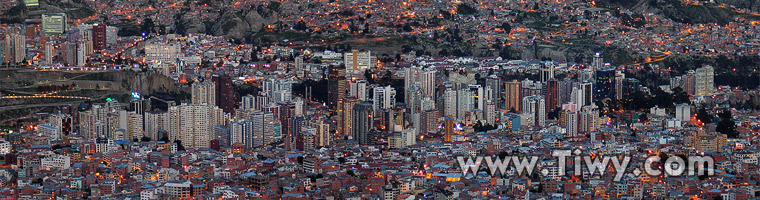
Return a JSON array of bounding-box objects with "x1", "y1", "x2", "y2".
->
[{"x1": 0, "y1": 101, "x2": 85, "y2": 112}]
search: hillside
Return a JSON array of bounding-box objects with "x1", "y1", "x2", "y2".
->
[{"x1": 598, "y1": 0, "x2": 739, "y2": 25}]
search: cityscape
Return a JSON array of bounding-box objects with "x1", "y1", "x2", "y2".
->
[{"x1": 1, "y1": 0, "x2": 760, "y2": 199}]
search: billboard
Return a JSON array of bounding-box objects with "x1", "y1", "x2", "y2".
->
[{"x1": 24, "y1": 0, "x2": 39, "y2": 7}]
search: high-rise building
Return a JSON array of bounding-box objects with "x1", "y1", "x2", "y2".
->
[
  {"x1": 63, "y1": 42, "x2": 77, "y2": 65},
  {"x1": 420, "y1": 109, "x2": 439, "y2": 134},
  {"x1": 504, "y1": 80, "x2": 522, "y2": 112},
  {"x1": 579, "y1": 107, "x2": 598, "y2": 133},
  {"x1": 213, "y1": 125, "x2": 230, "y2": 148},
  {"x1": 683, "y1": 70, "x2": 696, "y2": 95},
  {"x1": 592, "y1": 52, "x2": 603, "y2": 70},
  {"x1": 594, "y1": 67, "x2": 616, "y2": 101},
  {"x1": 313, "y1": 119, "x2": 331, "y2": 147},
  {"x1": 580, "y1": 81, "x2": 594, "y2": 107},
  {"x1": 44, "y1": 42, "x2": 53, "y2": 64},
  {"x1": 240, "y1": 94, "x2": 269, "y2": 111},
  {"x1": 522, "y1": 95, "x2": 546, "y2": 127},
  {"x1": 456, "y1": 88, "x2": 473, "y2": 120},
  {"x1": 92, "y1": 23, "x2": 106, "y2": 51},
  {"x1": 419, "y1": 69, "x2": 436, "y2": 99},
  {"x1": 42, "y1": 13, "x2": 67, "y2": 36},
  {"x1": 485, "y1": 75, "x2": 502, "y2": 103},
  {"x1": 353, "y1": 101, "x2": 374, "y2": 145},
  {"x1": 168, "y1": 104, "x2": 225, "y2": 149},
  {"x1": 615, "y1": 70, "x2": 625, "y2": 100},
  {"x1": 546, "y1": 79, "x2": 559, "y2": 112},
  {"x1": 565, "y1": 110, "x2": 578, "y2": 137},
  {"x1": 340, "y1": 97, "x2": 359, "y2": 138},
  {"x1": 676, "y1": 104, "x2": 691, "y2": 122},
  {"x1": 349, "y1": 79, "x2": 368, "y2": 100},
  {"x1": 240, "y1": 94, "x2": 255, "y2": 111},
  {"x1": 119, "y1": 110, "x2": 144, "y2": 140},
  {"x1": 144, "y1": 43, "x2": 181, "y2": 65},
  {"x1": 251, "y1": 111, "x2": 274, "y2": 148},
  {"x1": 327, "y1": 65, "x2": 346, "y2": 112},
  {"x1": 444, "y1": 117, "x2": 454, "y2": 142},
  {"x1": 344, "y1": 50, "x2": 374, "y2": 75},
  {"x1": 444, "y1": 88, "x2": 458, "y2": 118},
  {"x1": 541, "y1": 62, "x2": 555, "y2": 82},
  {"x1": 288, "y1": 115, "x2": 306, "y2": 150},
  {"x1": 695, "y1": 65, "x2": 715, "y2": 96},
  {"x1": 373, "y1": 85, "x2": 396, "y2": 110},
  {"x1": 76, "y1": 41, "x2": 86, "y2": 66},
  {"x1": 106, "y1": 26, "x2": 118, "y2": 44},
  {"x1": 469, "y1": 84, "x2": 485, "y2": 111},
  {"x1": 0, "y1": 40, "x2": 6, "y2": 64},
  {"x1": 404, "y1": 67, "x2": 436, "y2": 101},
  {"x1": 484, "y1": 100, "x2": 497, "y2": 125},
  {"x1": 571, "y1": 87, "x2": 585, "y2": 108},
  {"x1": 622, "y1": 78, "x2": 640, "y2": 99},
  {"x1": 144, "y1": 111, "x2": 169, "y2": 141},
  {"x1": 230, "y1": 119, "x2": 251, "y2": 147},
  {"x1": 559, "y1": 78, "x2": 575, "y2": 104},
  {"x1": 47, "y1": 113, "x2": 72, "y2": 136},
  {"x1": 212, "y1": 74, "x2": 234, "y2": 113},
  {"x1": 9, "y1": 33, "x2": 26, "y2": 63},
  {"x1": 191, "y1": 80, "x2": 216, "y2": 105}
]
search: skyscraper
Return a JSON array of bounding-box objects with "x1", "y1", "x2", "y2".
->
[
  {"x1": 404, "y1": 67, "x2": 436, "y2": 102},
  {"x1": 349, "y1": 79, "x2": 368, "y2": 100},
  {"x1": 230, "y1": 119, "x2": 252, "y2": 148},
  {"x1": 676, "y1": 104, "x2": 691, "y2": 122},
  {"x1": 212, "y1": 74, "x2": 234, "y2": 113},
  {"x1": 328, "y1": 65, "x2": 346, "y2": 112},
  {"x1": 444, "y1": 117, "x2": 454, "y2": 142},
  {"x1": 565, "y1": 110, "x2": 578, "y2": 137},
  {"x1": 695, "y1": 65, "x2": 715, "y2": 96},
  {"x1": 42, "y1": 13, "x2": 67, "y2": 36},
  {"x1": 546, "y1": 79, "x2": 559, "y2": 112},
  {"x1": 504, "y1": 80, "x2": 522, "y2": 112},
  {"x1": 353, "y1": 101, "x2": 374, "y2": 145},
  {"x1": 251, "y1": 111, "x2": 274, "y2": 148},
  {"x1": 419, "y1": 69, "x2": 436, "y2": 99},
  {"x1": 485, "y1": 75, "x2": 502, "y2": 103},
  {"x1": 456, "y1": 88, "x2": 472, "y2": 120},
  {"x1": 340, "y1": 97, "x2": 359, "y2": 138},
  {"x1": 522, "y1": 95, "x2": 546, "y2": 127},
  {"x1": 580, "y1": 81, "x2": 594, "y2": 107},
  {"x1": 614, "y1": 70, "x2": 625, "y2": 100},
  {"x1": 168, "y1": 104, "x2": 225, "y2": 149},
  {"x1": 63, "y1": 42, "x2": 77, "y2": 66},
  {"x1": 344, "y1": 50, "x2": 374, "y2": 75},
  {"x1": 213, "y1": 125, "x2": 230, "y2": 148},
  {"x1": 683, "y1": 70, "x2": 696, "y2": 95},
  {"x1": 144, "y1": 111, "x2": 169, "y2": 141},
  {"x1": 76, "y1": 41, "x2": 86, "y2": 66},
  {"x1": 43, "y1": 42, "x2": 53, "y2": 64},
  {"x1": 559, "y1": 78, "x2": 575, "y2": 104},
  {"x1": 191, "y1": 80, "x2": 216, "y2": 105},
  {"x1": 373, "y1": 85, "x2": 396, "y2": 110},
  {"x1": 571, "y1": 87, "x2": 584, "y2": 108},
  {"x1": 594, "y1": 67, "x2": 615, "y2": 101},
  {"x1": 93, "y1": 23, "x2": 106, "y2": 51},
  {"x1": 592, "y1": 52, "x2": 603, "y2": 70},
  {"x1": 444, "y1": 88, "x2": 457, "y2": 118},
  {"x1": 622, "y1": 78, "x2": 641, "y2": 99},
  {"x1": 9, "y1": 33, "x2": 26, "y2": 63},
  {"x1": 541, "y1": 62, "x2": 555, "y2": 82}
]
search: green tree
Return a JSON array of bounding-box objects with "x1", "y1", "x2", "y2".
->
[
  {"x1": 174, "y1": 140, "x2": 185, "y2": 151},
  {"x1": 716, "y1": 110, "x2": 738, "y2": 138},
  {"x1": 696, "y1": 107, "x2": 712, "y2": 124}
]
